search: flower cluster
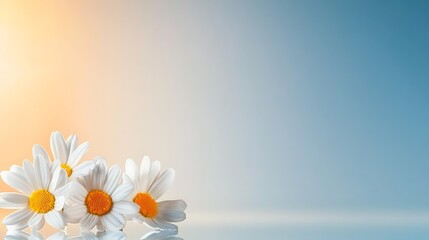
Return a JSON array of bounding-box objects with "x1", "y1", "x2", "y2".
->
[{"x1": 0, "y1": 131, "x2": 186, "y2": 236}]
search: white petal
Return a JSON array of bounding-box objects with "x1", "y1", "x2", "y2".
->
[
  {"x1": 125, "y1": 158, "x2": 138, "y2": 182},
  {"x1": 47, "y1": 231, "x2": 67, "y2": 240},
  {"x1": 3, "y1": 208, "x2": 33, "y2": 226},
  {"x1": 56, "y1": 166, "x2": 68, "y2": 190},
  {"x1": 103, "y1": 165, "x2": 122, "y2": 195},
  {"x1": 100, "y1": 211, "x2": 125, "y2": 231},
  {"x1": 80, "y1": 213, "x2": 98, "y2": 231},
  {"x1": 5, "y1": 230, "x2": 31, "y2": 239},
  {"x1": 54, "y1": 196, "x2": 66, "y2": 211},
  {"x1": 6, "y1": 223, "x2": 28, "y2": 231},
  {"x1": 139, "y1": 156, "x2": 151, "y2": 191},
  {"x1": 50, "y1": 131, "x2": 68, "y2": 163},
  {"x1": 77, "y1": 176, "x2": 90, "y2": 191},
  {"x1": 145, "y1": 218, "x2": 177, "y2": 230},
  {"x1": 122, "y1": 173, "x2": 132, "y2": 185},
  {"x1": 53, "y1": 182, "x2": 72, "y2": 198},
  {"x1": 0, "y1": 193, "x2": 29, "y2": 209},
  {"x1": 68, "y1": 142, "x2": 89, "y2": 168},
  {"x1": 0, "y1": 200, "x2": 26, "y2": 210},
  {"x1": 49, "y1": 160, "x2": 59, "y2": 177},
  {"x1": 148, "y1": 169, "x2": 175, "y2": 200},
  {"x1": 112, "y1": 201, "x2": 139, "y2": 215},
  {"x1": 157, "y1": 209, "x2": 186, "y2": 222},
  {"x1": 92, "y1": 158, "x2": 107, "y2": 190},
  {"x1": 125, "y1": 158, "x2": 140, "y2": 198},
  {"x1": 141, "y1": 229, "x2": 181, "y2": 240},
  {"x1": 63, "y1": 204, "x2": 87, "y2": 223},
  {"x1": 23, "y1": 160, "x2": 38, "y2": 190},
  {"x1": 146, "y1": 161, "x2": 161, "y2": 192},
  {"x1": 49, "y1": 165, "x2": 66, "y2": 193},
  {"x1": 28, "y1": 213, "x2": 43, "y2": 228},
  {"x1": 66, "y1": 134, "x2": 78, "y2": 155},
  {"x1": 10, "y1": 165, "x2": 24, "y2": 175},
  {"x1": 71, "y1": 160, "x2": 94, "y2": 178},
  {"x1": 157, "y1": 200, "x2": 187, "y2": 212},
  {"x1": 66, "y1": 182, "x2": 87, "y2": 204},
  {"x1": 100, "y1": 231, "x2": 126, "y2": 240},
  {"x1": 31, "y1": 215, "x2": 45, "y2": 231},
  {"x1": 45, "y1": 211, "x2": 65, "y2": 229},
  {"x1": 34, "y1": 155, "x2": 51, "y2": 189},
  {"x1": 32, "y1": 144, "x2": 50, "y2": 162},
  {"x1": 1, "y1": 171, "x2": 32, "y2": 194},
  {"x1": 111, "y1": 182, "x2": 134, "y2": 202},
  {"x1": 80, "y1": 231, "x2": 97, "y2": 239}
]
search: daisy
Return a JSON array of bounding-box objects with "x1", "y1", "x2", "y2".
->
[
  {"x1": 125, "y1": 157, "x2": 187, "y2": 230},
  {"x1": 0, "y1": 155, "x2": 70, "y2": 230},
  {"x1": 64, "y1": 158, "x2": 139, "y2": 231},
  {"x1": 33, "y1": 131, "x2": 92, "y2": 178}
]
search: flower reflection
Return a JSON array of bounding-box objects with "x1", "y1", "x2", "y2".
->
[
  {"x1": 4, "y1": 229, "x2": 39, "y2": 240},
  {"x1": 4, "y1": 230, "x2": 125, "y2": 240},
  {"x1": 141, "y1": 229, "x2": 183, "y2": 240},
  {"x1": 4, "y1": 229, "x2": 182, "y2": 240}
]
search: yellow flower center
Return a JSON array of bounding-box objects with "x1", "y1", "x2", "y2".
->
[
  {"x1": 28, "y1": 190, "x2": 55, "y2": 213},
  {"x1": 85, "y1": 190, "x2": 113, "y2": 216},
  {"x1": 61, "y1": 163, "x2": 73, "y2": 177},
  {"x1": 133, "y1": 192, "x2": 158, "y2": 218}
]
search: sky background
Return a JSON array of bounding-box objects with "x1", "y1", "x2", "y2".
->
[{"x1": 1, "y1": 0, "x2": 429, "y2": 239}]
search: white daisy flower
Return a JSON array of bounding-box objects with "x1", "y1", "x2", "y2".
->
[
  {"x1": 0, "y1": 155, "x2": 70, "y2": 230},
  {"x1": 33, "y1": 131, "x2": 92, "y2": 178},
  {"x1": 125, "y1": 157, "x2": 187, "y2": 230},
  {"x1": 64, "y1": 158, "x2": 139, "y2": 231}
]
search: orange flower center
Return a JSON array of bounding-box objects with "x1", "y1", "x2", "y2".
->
[
  {"x1": 85, "y1": 190, "x2": 113, "y2": 216},
  {"x1": 29, "y1": 189, "x2": 55, "y2": 213},
  {"x1": 133, "y1": 192, "x2": 158, "y2": 218},
  {"x1": 61, "y1": 163, "x2": 73, "y2": 177}
]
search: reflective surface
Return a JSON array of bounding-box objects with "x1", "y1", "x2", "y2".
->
[
  {"x1": 4, "y1": 229, "x2": 181, "y2": 240},
  {"x1": 5, "y1": 225, "x2": 429, "y2": 240}
]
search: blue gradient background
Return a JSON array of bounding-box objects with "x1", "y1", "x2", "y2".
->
[
  {"x1": 166, "y1": 0, "x2": 429, "y2": 212},
  {"x1": 1, "y1": 0, "x2": 429, "y2": 239}
]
